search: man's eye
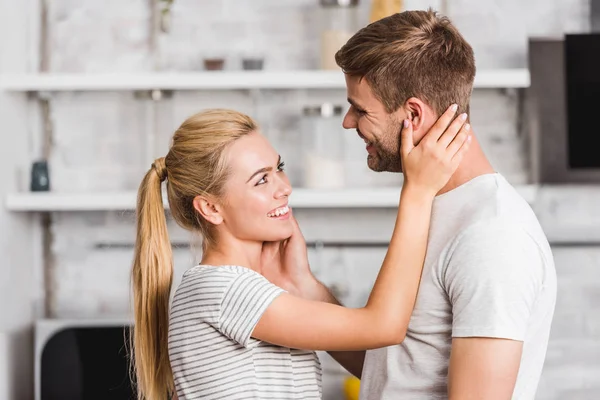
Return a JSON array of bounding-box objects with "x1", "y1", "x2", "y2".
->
[{"x1": 277, "y1": 161, "x2": 285, "y2": 171}]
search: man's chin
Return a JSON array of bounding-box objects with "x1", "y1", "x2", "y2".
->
[
  {"x1": 367, "y1": 155, "x2": 402, "y2": 173},
  {"x1": 366, "y1": 155, "x2": 384, "y2": 172}
]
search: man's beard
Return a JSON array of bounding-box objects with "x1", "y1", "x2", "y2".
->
[{"x1": 366, "y1": 118, "x2": 403, "y2": 173}]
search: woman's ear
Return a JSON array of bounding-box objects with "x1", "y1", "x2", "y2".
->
[{"x1": 193, "y1": 195, "x2": 223, "y2": 225}]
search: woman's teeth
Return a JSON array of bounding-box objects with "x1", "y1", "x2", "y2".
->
[{"x1": 267, "y1": 206, "x2": 289, "y2": 218}]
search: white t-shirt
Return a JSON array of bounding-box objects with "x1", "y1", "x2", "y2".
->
[
  {"x1": 360, "y1": 173, "x2": 557, "y2": 400},
  {"x1": 168, "y1": 265, "x2": 322, "y2": 400}
]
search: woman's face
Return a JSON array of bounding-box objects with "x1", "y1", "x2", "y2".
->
[{"x1": 217, "y1": 131, "x2": 293, "y2": 243}]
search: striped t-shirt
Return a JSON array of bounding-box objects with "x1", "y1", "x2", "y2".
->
[{"x1": 168, "y1": 265, "x2": 322, "y2": 400}]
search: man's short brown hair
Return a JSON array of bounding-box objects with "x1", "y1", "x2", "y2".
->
[{"x1": 335, "y1": 9, "x2": 475, "y2": 116}]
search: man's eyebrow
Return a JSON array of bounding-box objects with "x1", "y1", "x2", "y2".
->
[{"x1": 347, "y1": 97, "x2": 365, "y2": 110}]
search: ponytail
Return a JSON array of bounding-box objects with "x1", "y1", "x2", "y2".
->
[
  {"x1": 128, "y1": 109, "x2": 259, "y2": 398},
  {"x1": 131, "y1": 157, "x2": 175, "y2": 399}
]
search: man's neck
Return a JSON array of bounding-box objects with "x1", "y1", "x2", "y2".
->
[{"x1": 437, "y1": 133, "x2": 495, "y2": 196}]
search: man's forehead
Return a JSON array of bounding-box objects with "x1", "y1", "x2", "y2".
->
[
  {"x1": 345, "y1": 74, "x2": 366, "y2": 90},
  {"x1": 346, "y1": 78, "x2": 379, "y2": 106}
]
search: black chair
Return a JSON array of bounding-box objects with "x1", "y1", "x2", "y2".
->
[{"x1": 40, "y1": 325, "x2": 135, "y2": 400}]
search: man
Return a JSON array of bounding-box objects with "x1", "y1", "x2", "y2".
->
[{"x1": 265, "y1": 9, "x2": 557, "y2": 400}]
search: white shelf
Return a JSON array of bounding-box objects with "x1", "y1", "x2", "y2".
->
[
  {"x1": 0, "y1": 69, "x2": 530, "y2": 91},
  {"x1": 4, "y1": 185, "x2": 538, "y2": 211}
]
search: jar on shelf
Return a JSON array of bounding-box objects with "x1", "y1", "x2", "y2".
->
[
  {"x1": 302, "y1": 103, "x2": 346, "y2": 188},
  {"x1": 369, "y1": 0, "x2": 403, "y2": 23},
  {"x1": 318, "y1": 0, "x2": 360, "y2": 70}
]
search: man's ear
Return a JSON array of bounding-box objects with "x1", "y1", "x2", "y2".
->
[
  {"x1": 402, "y1": 97, "x2": 436, "y2": 145},
  {"x1": 404, "y1": 97, "x2": 427, "y2": 132},
  {"x1": 192, "y1": 195, "x2": 224, "y2": 225}
]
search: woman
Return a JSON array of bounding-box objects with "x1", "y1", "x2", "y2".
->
[{"x1": 131, "y1": 106, "x2": 470, "y2": 400}]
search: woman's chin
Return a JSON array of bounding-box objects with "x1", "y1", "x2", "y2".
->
[{"x1": 260, "y1": 224, "x2": 294, "y2": 242}]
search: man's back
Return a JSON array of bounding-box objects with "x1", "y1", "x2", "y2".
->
[{"x1": 360, "y1": 173, "x2": 557, "y2": 400}]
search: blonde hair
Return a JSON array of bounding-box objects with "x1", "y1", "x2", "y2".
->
[
  {"x1": 130, "y1": 109, "x2": 257, "y2": 399},
  {"x1": 335, "y1": 9, "x2": 475, "y2": 116}
]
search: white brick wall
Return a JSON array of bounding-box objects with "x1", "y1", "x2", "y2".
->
[
  {"x1": 537, "y1": 246, "x2": 600, "y2": 399},
  {"x1": 40, "y1": 0, "x2": 600, "y2": 398},
  {"x1": 47, "y1": 0, "x2": 153, "y2": 73}
]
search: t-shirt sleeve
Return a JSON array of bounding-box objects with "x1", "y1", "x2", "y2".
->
[
  {"x1": 218, "y1": 270, "x2": 285, "y2": 347},
  {"x1": 444, "y1": 220, "x2": 545, "y2": 341}
]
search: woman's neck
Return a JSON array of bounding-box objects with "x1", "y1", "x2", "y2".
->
[{"x1": 201, "y1": 236, "x2": 263, "y2": 273}]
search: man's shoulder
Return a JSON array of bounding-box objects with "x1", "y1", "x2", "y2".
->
[
  {"x1": 448, "y1": 175, "x2": 548, "y2": 253},
  {"x1": 435, "y1": 173, "x2": 538, "y2": 231},
  {"x1": 450, "y1": 216, "x2": 547, "y2": 258},
  {"x1": 440, "y1": 216, "x2": 554, "y2": 290}
]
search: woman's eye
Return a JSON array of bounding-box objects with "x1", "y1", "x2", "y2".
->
[{"x1": 256, "y1": 174, "x2": 268, "y2": 186}]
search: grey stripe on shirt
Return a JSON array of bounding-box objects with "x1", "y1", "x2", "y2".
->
[{"x1": 168, "y1": 265, "x2": 322, "y2": 400}]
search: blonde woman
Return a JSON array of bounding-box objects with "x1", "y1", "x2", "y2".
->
[{"x1": 131, "y1": 106, "x2": 470, "y2": 400}]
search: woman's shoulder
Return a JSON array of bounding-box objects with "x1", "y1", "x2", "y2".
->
[
  {"x1": 172, "y1": 265, "x2": 257, "y2": 305},
  {"x1": 182, "y1": 264, "x2": 261, "y2": 282}
]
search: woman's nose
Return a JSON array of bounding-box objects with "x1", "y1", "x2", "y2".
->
[{"x1": 275, "y1": 175, "x2": 292, "y2": 198}]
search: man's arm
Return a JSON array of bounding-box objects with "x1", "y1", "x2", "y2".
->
[
  {"x1": 444, "y1": 220, "x2": 548, "y2": 399},
  {"x1": 448, "y1": 337, "x2": 523, "y2": 399},
  {"x1": 328, "y1": 348, "x2": 366, "y2": 379}
]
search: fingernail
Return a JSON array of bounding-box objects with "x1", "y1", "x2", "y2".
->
[
  {"x1": 460, "y1": 113, "x2": 468, "y2": 121},
  {"x1": 404, "y1": 119, "x2": 409, "y2": 128},
  {"x1": 451, "y1": 104, "x2": 458, "y2": 112},
  {"x1": 465, "y1": 123, "x2": 471, "y2": 131}
]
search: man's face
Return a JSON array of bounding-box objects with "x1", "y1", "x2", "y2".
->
[{"x1": 342, "y1": 75, "x2": 409, "y2": 173}]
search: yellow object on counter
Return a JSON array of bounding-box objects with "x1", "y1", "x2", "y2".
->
[
  {"x1": 369, "y1": 0, "x2": 403, "y2": 23},
  {"x1": 343, "y1": 376, "x2": 361, "y2": 400}
]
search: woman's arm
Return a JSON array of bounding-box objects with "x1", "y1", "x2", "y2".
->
[{"x1": 253, "y1": 106, "x2": 471, "y2": 351}]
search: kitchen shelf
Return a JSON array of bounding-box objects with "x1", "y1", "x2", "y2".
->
[
  {"x1": 0, "y1": 69, "x2": 530, "y2": 92},
  {"x1": 4, "y1": 185, "x2": 539, "y2": 211}
]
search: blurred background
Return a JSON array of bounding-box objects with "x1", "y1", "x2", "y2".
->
[{"x1": 1, "y1": 0, "x2": 599, "y2": 399}]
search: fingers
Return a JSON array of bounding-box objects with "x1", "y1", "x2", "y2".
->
[
  {"x1": 288, "y1": 207, "x2": 299, "y2": 229},
  {"x1": 261, "y1": 240, "x2": 280, "y2": 260},
  {"x1": 287, "y1": 207, "x2": 306, "y2": 241},
  {"x1": 422, "y1": 103, "x2": 459, "y2": 143},
  {"x1": 400, "y1": 118, "x2": 414, "y2": 159},
  {"x1": 262, "y1": 240, "x2": 277, "y2": 249},
  {"x1": 450, "y1": 132, "x2": 472, "y2": 168},
  {"x1": 446, "y1": 122, "x2": 471, "y2": 155},
  {"x1": 437, "y1": 113, "x2": 468, "y2": 148}
]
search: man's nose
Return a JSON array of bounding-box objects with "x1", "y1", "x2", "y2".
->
[{"x1": 342, "y1": 109, "x2": 356, "y2": 129}]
